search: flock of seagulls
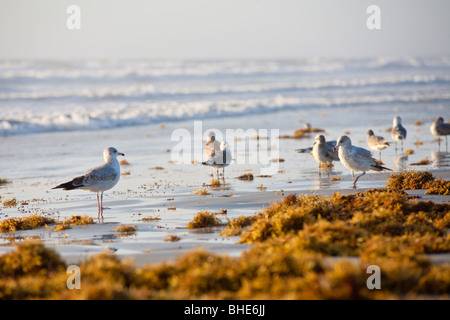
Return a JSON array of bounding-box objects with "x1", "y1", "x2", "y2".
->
[
  {"x1": 52, "y1": 116, "x2": 449, "y2": 217},
  {"x1": 296, "y1": 115, "x2": 449, "y2": 187}
]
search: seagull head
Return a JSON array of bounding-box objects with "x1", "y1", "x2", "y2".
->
[
  {"x1": 315, "y1": 134, "x2": 326, "y2": 144},
  {"x1": 104, "y1": 147, "x2": 125, "y2": 161},
  {"x1": 393, "y1": 116, "x2": 402, "y2": 126},
  {"x1": 207, "y1": 131, "x2": 216, "y2": 142},
  {"x1": 334, "y1": 135, "x2": 351, "y2": 152},
  {"x1": 367, "y1": 129, "x2": 375, "y2": 137},
  {"x1": 435, "y1": 117, "x2": 444, "y2": 125}
]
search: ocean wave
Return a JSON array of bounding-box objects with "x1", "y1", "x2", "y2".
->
[
  {"x1": 1, "y1": 74, "x2": 449, "y2": 102},
  {"x1": 2, "y1": 92, "x2": 450, "y2": 136},
  {"x1": 2, "y1": 57, "x2": 449, "y2": 81}
]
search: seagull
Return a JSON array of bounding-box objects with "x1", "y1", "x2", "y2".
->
[
  {"x1": 334, "y1": 135, "x2": 391, "y2": 188},
  {"x1": 202, "y1": 141, "x2": 231, "y2": 179},
  {"x1": 310, "y1": 135, "x2": 339, "y2": 175},
  {"x1": 204, "y1": 131, "x2": 221, "y2": 176},
  {"x1": 366, "y1": 129, "x2": 390, "y2": 161},
  {"x1": 391, "y1": 116, "x2": 407, "y2": 151},
  {"x1": 295, "y1": 139, "x2": 337, "y2": 154},
  {"x1": 430, "y1": 117, "x2": 450, "y2": 150},
  {"x1": 52, "y1": 147, "x2": 124, "y2": 220}
]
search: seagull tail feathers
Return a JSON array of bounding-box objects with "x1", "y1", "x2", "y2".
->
[
  {"x1": 52, "y1": 176, "x2": 84, "y2": 190},
  {"x1": 372, "y1": 164, "x2": 392, "y2": 172}
]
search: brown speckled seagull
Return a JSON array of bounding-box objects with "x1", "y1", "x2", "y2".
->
[{"x1": 52, "y1": 147, "x2": 124, "y2": 220}]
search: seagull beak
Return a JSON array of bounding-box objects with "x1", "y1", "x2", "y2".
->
[
  {"x1": 119, "y1": 152, "x2": 125, "y2": 156},
  {"x1": 333, "y1": 146, "x2": 339, "y2": 152}
]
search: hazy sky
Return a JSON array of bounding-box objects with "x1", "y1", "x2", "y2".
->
[{"x1": 1, "y1": 0, "x2": 449, "y2": 59}]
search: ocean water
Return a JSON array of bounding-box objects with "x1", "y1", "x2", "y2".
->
[{"x1": 1, "y1": 56, "x2": 450, "y2": 136}]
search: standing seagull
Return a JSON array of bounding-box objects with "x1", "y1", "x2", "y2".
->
[
  {"x1": 202, "y1": 141, "x2": 231, "y2": 180},
  {"x1": 295, "y1": 138, "x2": 337, "y2": 154},
  {"x1": 391, "y1": 116, "x2": 407, "y2": 151},
  {"x1": 430, "y1": 117, "x2": 450, "y2": 150},
  {"x1": 366, "y1": 129, "x2": 390, "y2": 161},
  {"x1": 204, "y1": 131, "x2": 221, "y2": 176},
  {"x1": 335, "y1": 136, "x2": 391, "y2": 188},
  {"x1": 311, "y1": 135, "x2": 339, "y2": 176},
  {"x1": 52, "y1": 147, "x2": 124, "y2": 221}
]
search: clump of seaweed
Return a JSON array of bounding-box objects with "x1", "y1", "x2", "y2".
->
[
  {"x1": 410, "y1": 157, "x2": 431, "y2": 166},
  {"x1": 210, "y1": 179, "x2": 221, "y2": 186},
  {"x1": 0, "y1": 241, "x2": 65, "y2": 279},
  {"x1": 0, "y1": 178, "x2": 10, "y2": 185},
  {"x1": 0, "y1": 215, "x2": 56, "y2": 232},
  {"x1": 114, "y1": 225, "x2": 137, "y2": 236},
  {"x1": 238, "y1": 189, "x2": 450, "y2": 247},
  {"x1": 164, "y1": 234, "x2": 181, "y2": 242},
  {"x1": 425, "y1": 177, "x2": 450, "y2": 195},
  {"x1": 385, "y1": 170, "x2": 435, "y2": 190},
  {"x1": 2, "y1": 198, "x2": 17, "y2": 207},
  {"x1": 186, "y1": 211, "x2": 222, "y2": 229},
  {"x1": 385, "y1": 171, "x2": 450, "y2": 195},
  {"x1": 192, "y1": 189, "x2": 211, "y2": 195},
  {"x1": 220, "y1": 215, "x2": 257, "y2": 236},
  {"x1": 280, "y1": 127, "x2": 325, "y2": 139},
  {"x1": 237, "y1": 173, "x2": 254, "y2": 181},
  {"x1": 53, "y1": 215, "x2": 95, "y2": 231},
  {"x1": 141, "y1": 215, "x2": 161, "y2": 222}
]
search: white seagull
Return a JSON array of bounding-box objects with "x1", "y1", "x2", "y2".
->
[
  {"x1": 204, "y1": 131, "x2": 221, "y2": 176},
  {"x1": 335, "y1": 135, "x2": 391, "y2": 188},
  {"x1": 202, "y1": 141, "x2": 231, "y2": 179},
  {"x1": 52, "y1": 147, "x2": 124, "y2": 220},
  {"x1": 430, "y1": 117, "x2": 450, "y2": 150},
  {"x1": 310, "y1": 135, "x2": 339, "y2": 175},
  {"x1": 366, "y1": 129, "x2": 390, "y2": 160},
  {"x1": 391, "y1": 116, "x2": 407, "y2": 151}
]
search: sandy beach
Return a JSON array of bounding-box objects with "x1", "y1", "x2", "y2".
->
[{"x1": 1, "y1": 110, "x2": 449, "y2": 267}]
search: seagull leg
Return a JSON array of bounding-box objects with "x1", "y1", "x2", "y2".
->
[
  {"x1": 222, "y1": 167, "x2": 225, "y2": 181},
  {"x1": 318, "y1": 163, "x2": 321, "y2": 178},
  {"x1": 97, "y1": 193, "x2": 100, "y2": 213},
  {"x1": 353, "y1": 171, "x2": 366, "y2": 188},
  {"x1": 99, "y1": 191, "x2": 104, "y2": 222},
  {"x1": 210, "y1": 167, "x2": 214, "y2": 177},
  {"x1": 97, "y1": 193, "x2": 102, "y2": 222}
]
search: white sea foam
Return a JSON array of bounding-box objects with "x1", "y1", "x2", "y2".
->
[
  {"x1": 1, "y1": 57, "x2": 449, "y2": 135},
  {"x1": 2, "y1": 90, "x2": 450, "y2": 136}
]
